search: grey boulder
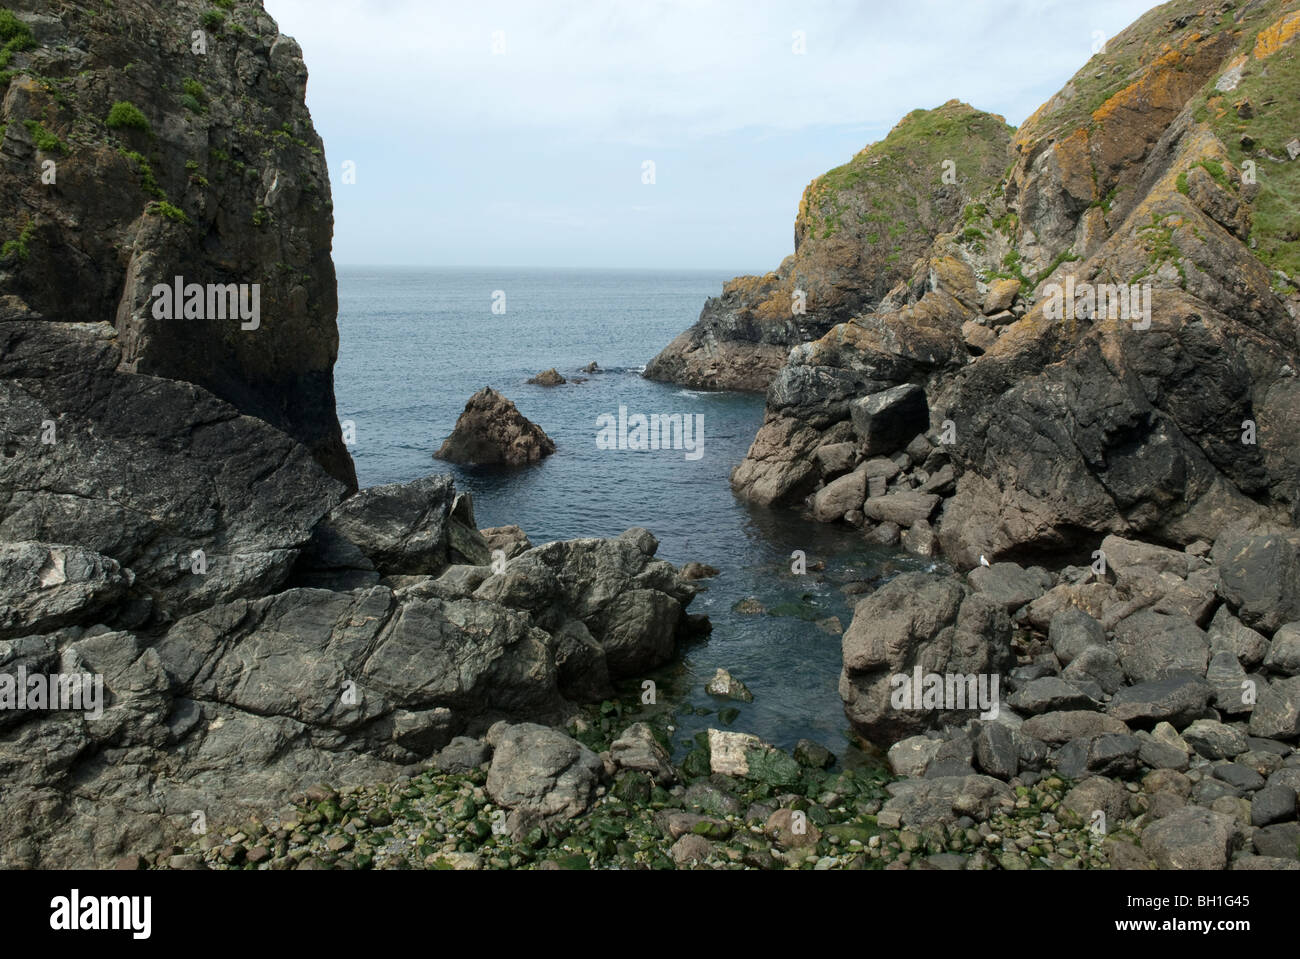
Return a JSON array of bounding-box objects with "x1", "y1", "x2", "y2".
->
[{"x1": 485, "y1": 723, "x2": 605, "y2": 837}]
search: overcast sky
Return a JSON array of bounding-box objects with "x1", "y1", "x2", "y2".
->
[{"x1": 264, "y1": 0, "x2": 1160, "y2": 271}]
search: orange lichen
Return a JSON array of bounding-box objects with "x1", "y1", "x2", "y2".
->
[
  {"x1": 1254, "y1": 10, "x2": 1300, "y2": 59},
  {"x1": 1053, "y1": 127, "x2": 1098, "y2": 206}
]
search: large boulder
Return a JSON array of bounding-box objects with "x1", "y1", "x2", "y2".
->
[
  {"x1": 293, "y1": 475, "x2": 490, "y2": 586},
  {"x1": 1112, "y1": 611, "x2": 1209, "y2": 683},
  {"x1": 473, "y1": 528, "x2": 696, "y2": 678},
  {"x1": 1214, "y1": 532, "x2": 1300, "y2": 634},
  {"x1": 1107, "y1": 676, "x2": 1213, "y2": 729},
  {"x1": 435, "y1": 388, "x2": 555, "y2": 466},
  {"x1": 1141, "y1": 806, "x2": 1241, "y2": 870},
  {"x1": 850, "y1": 384, "x2": 929, "y2": 456},
  {"x1": 839, "y1": 572, "x2": 1014, "y2": 742},
  {"x1": 485, "y1": 722, "x2": 604, "y2": 837},
  {"x1": 812, "y1": 471, "x2": 866, "y2": 523},
  {"x1": 1249, "y1": 677, "x2": 1300, "y2": 739},
  {"x1": 878, "y1": 774, "x2": 1016, "y2": 828}
]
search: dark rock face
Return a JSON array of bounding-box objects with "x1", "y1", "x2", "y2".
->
[
  {"x1": 435, "y1": 387, "x2": 555, "y2": 467},
  {"x1": 1, "y1": 321, "x2": 345, "y2": 622},
  {"x1": 0, "y1": 0, "x2": 355, "y2": 488}
]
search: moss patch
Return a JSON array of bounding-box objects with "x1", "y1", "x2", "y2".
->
[{"x1": 106, "y1": 100, "x2": 150, "y2": 133}]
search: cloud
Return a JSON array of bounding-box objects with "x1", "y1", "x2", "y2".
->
[
  {"x1": 267, "y1": 0, "x2": 1158, "y2": 143},
  {"x1": 262, "y1": 0, "x2": 1161, "y2": 268}
]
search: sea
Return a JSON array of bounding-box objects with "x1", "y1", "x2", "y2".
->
[{"x1": 334, "y1": 266, "x2": 935, "y2": 763}]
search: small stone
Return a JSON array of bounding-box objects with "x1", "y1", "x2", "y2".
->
[
  {"x1": 706, "y1": 668, "x2": 754, "y2": 703},
  {"x1": 669, "y1": 834, "x2": 713, "y2": 867}
]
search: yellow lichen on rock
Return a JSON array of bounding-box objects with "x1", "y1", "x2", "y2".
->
[{"x1": 1253, "y1": 9, "x2": 1300, "y2": 59}]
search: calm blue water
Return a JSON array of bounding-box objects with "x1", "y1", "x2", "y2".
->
[{"x1": 334, "y1": 267, "x2": 933, "y2": 760}]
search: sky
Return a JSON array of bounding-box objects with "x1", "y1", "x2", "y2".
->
[{"x1": 264, "y1": 0, "x2": 1160, "y2": 271}]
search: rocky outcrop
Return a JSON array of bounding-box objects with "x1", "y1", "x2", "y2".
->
[
  {"x1": 435, "y1": 387, "x2": 555, "y2": 466},
  {"x1": 1, "y1": 320, "x2": 346, "y2": 622},
  {"x1": 0, "y1": 510, "x2": 702, "y2": 867},
  {"x1": 729, "y1": 0, "x2": 1300, "y2": 570},
  {"x1": 292, "y1": 474, "x2": 490, "y2": 588},
  {"x1": 645, "y1": 101, "x2": 1012, "y2": 391},
  {"x1": 0, "y1": 0, "x2": 355, "y2": 488},
  {"x1": 473, "y1": 527, "x2": 696, "y2": 679}
]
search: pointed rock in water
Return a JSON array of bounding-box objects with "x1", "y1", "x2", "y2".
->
[
  {"x1": 527, "y1": 368, "x2": 566, "y2": 386},
  {"x1": 435, "y1": 387, "x2": 556, "y2": 466}
]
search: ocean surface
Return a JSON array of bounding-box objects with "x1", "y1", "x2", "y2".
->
[{"x1": 334, "y1": 267, "x2": 935, "y2": 762}]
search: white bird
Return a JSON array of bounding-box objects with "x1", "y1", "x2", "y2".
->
[{"x1": 979, "y1": 555, "x2": 991, "y2": 567}]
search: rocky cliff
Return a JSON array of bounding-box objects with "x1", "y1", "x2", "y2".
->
[
  {"x1": 732, "y1": 0, "x2": 1300, "y2": 569},
  {"x1": 715, "y1": 0, "x2": 1300, "y2": 852},
  {"x1": 0, "y1": 0, "x2": 354, "y2": 487},
  {"x1": 644, "y1": 101, "x2": 1012, "y2": 391},
  {"x1": 0, "y1": 1, "x2": 703, "y2": 868}
]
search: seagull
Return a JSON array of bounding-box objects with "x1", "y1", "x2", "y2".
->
[{"x1": 979, "y1": 555, "x2": 991, "y2": 567}]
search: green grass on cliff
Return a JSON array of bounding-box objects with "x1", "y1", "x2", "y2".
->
[
  {"x1": 1199, "y1": 27, "x2": 1300, "y2": 280},
  {"x1": 106, "y1": 100, "x2": 150, "y2": 133},
  {"x1": 120, "y1": 149, "x2": 164, "y2": 199},
  {"x1": 1022, "y1": 0, "x2": 1288, "y2": 145},
  {"x1": 806, "y1": 102, "x2": 1012, "y2": 244},
  {"x1": 0, "y1": 7, "x2": 35, "y2": 72},
  {"x1": 23, "y1": 119, "x2": 66, "y2": 154},
  {"x1": 148, "y1": 200, "x2": 190, "y2": 225},
  {"x1": 1, "y1": 219, "x2": 35, "y2": 262}
]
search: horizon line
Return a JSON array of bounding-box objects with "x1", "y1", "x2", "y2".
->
[{"x1": 333, "y1": 263, "x2": 759, "y2": 275}]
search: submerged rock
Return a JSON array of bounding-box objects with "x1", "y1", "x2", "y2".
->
[
  {"x1": 706, "y1": 668, "x2": 754, "y2": 703},
  {"x1": 435, "y1": 387, "x2": 555, "y2": 466}
]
